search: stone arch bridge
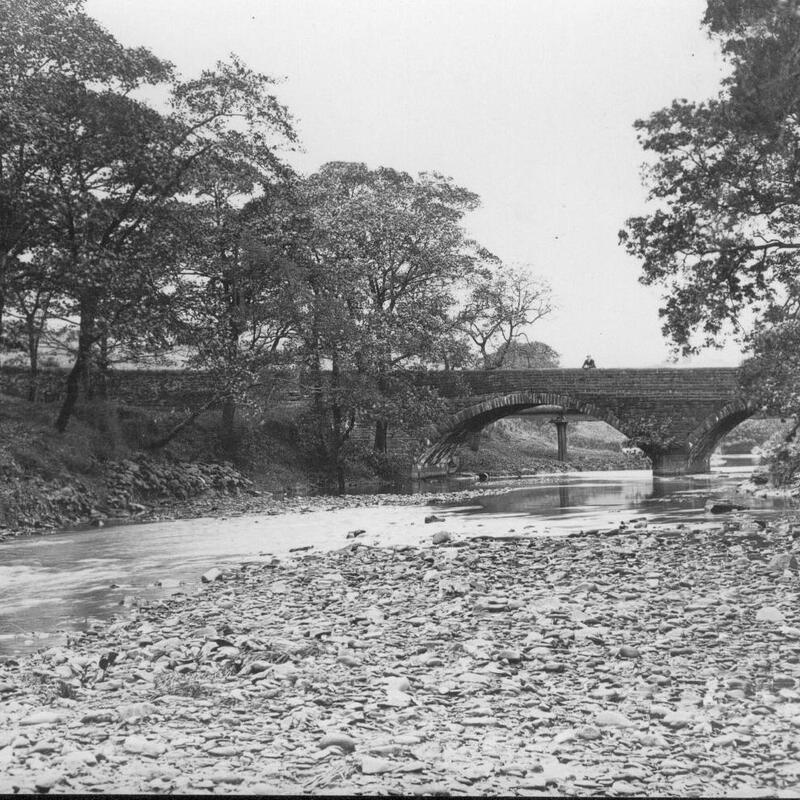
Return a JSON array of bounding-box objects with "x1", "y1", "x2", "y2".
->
[{"x1": 407, "y1": 368, "x2": 756, "y2": 478}]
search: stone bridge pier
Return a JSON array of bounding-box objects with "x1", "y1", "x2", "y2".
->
[{"x1": 408, "y1": 368, "x2": 756, "y2": 479}]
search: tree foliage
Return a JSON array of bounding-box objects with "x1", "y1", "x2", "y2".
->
[
  {"x1": 495, "y1": 340, "x2": 560, "y2": 369},
  {"x1": 297, "y1": 162, "x2": 494, "y2": 466},
  {"x1": 460, "y1": 265, "x2": 554, "y2": 368},
  {"x1": 620, "y1": 0, "x2": 800, "y2": 482},
  {"x1": 0, "y1": 0, "x2": 297, "y2": 430},
  {"x1": 620, "y1": 0, "x2": 800, "y2": 356},
  {"x1": 624, "y1": 415, "x2": 679, "y2": 456}
]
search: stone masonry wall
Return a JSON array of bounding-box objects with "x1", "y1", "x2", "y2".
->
[{"x1": 413, "y1": 368, "x2": 744, "y2": 441}]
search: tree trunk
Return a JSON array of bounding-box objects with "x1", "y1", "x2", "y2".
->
[
  {"x1": 146, "y1": 398, "x2": 218, "y2": 450},
  {"x1": 81, "y1": 349, "x2": 93, "y2": 399},
  {"x1": 95, "y1": 332, "x2": 109, "y2": 399},
  {"x1": 373, "y1": 418, "x2": 388, "y2": 453},
  {"x1": 27, "y1": 324, "x2": 38, "y2": 402},
  {"x1": 220, "y1": 278, "x2": 241, "y2": 453},
  {"x1": 329, "y1": 352, "x2": 348, "y2": 491},
  {"x1": 221, "y1": 395, "x2": 236, "y2": 450},
  {"x1": 372, "y1": 370, "x2": 389, "y2": 453},
  {"x1": 55, "y1": 346, "x2": 87, "y2": 432},
  {"x1": 55, "y1": 296, "x2": 96, "y2": 432},
  {"x1": 25, "y1": 304, "x2": 40, "y2": 402},
  {"x1": 336, "y1": 463, "x2": 346, "y2": 494}
]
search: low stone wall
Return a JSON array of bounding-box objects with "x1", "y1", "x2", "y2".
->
[{"x1": 0, "y1": 366, "x2": 301, "y2": 408}]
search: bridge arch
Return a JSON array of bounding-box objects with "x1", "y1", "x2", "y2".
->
[
  {"x1": 687, "y1": 398, "x2": 759, "y2": 470},
  {"x1": 415, "y1": 391, "x2": 627, "y2": 470}
]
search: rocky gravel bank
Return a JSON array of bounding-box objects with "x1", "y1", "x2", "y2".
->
[
  {"x1": 2, "y1": 514, "x2": 800, "y2": 796},
  {"x1": 0, "y1": 457, "x2": 255, "y2": 540}
]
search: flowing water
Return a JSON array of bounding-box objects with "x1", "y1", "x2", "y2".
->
[{"x1": 0, "y1": 455, "x2": 791, "y2": 656}]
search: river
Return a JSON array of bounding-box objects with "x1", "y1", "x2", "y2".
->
[{"x1": 0, "y1": 455, "x2": 790, "y2": 656}]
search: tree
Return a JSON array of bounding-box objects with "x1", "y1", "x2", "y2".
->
[
  {"x1": 0, "y1": 0, "x2": 173, "y2": 355},
  {"x1": 624, "y1": 414, "x2": 678, "y2": 457},
  {"x1": 460, "y1": 265, "x2": 553, "y2": 368},
  {"x1": 3, "y1": 249, "x2": 61, "y2": 399},
  {"x1": 300, "y1": 162, "x2": 489, "y2": 461},
  {"x1": 619, "y1": 0, "x2": 800, "y2": 482},
  {"x1": 170, "y1": 171, "x2": 306, "y2": 448},
  {"x1": 620, "y1": 0, "x2": 800, "y2": 358},
  {"x1": 495, "y1": 340, "x2": 560, "y2": 369},
  {"x1": 0, "y1": 0, "x2": 298, "y2": 431}
]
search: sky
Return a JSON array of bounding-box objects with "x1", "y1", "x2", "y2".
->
[{"x1": 85, "y1": 0, "x2": 739, "y2": 368}]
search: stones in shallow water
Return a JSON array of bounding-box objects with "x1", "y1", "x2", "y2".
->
[
  {"x1": 200, "y1": 566, "x2": 223, "y2": 583},
  {"x1": 705, "y1": 501, "x2": 748, "y2": 514}
]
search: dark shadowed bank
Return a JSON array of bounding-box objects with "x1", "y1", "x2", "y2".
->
[{"x1": 0, "y1": 392, "x2": 649, "y2": 539}]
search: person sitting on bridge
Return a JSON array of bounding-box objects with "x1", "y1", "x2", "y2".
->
[{"x1": 582, "y1": 355, "x2": 596, "y2": 369}]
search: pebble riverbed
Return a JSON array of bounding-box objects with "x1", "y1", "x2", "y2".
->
[{"x1": 1, "y1": 511, "x2": 800, "y2": 796}]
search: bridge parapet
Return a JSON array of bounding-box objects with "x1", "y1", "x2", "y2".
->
[{"x1": 413, "y1": 367, "x2": 742, "y2": 400}]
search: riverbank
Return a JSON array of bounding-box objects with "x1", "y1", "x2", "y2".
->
[
  {"x1": 0, "y1": 470, "x2": 589, "y2": 543},
  {"x1": 0, "y1": 392, "x2": 645, "y2": 540},
  {"x1": 1, "y1": 510, "x2": 799, "y2": 796},
  {"x1": 0, "y1": 455, "x2": 652, "y2": 541}
]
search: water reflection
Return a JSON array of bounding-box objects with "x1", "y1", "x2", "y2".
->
[{"x1": 469, "y1": 474, "x2": 708, "y2": 515}]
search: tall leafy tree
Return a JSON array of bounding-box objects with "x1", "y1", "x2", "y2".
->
[
  {"x1": 56, "y1": 56, "x2": 296, "y2": 431},
  {"x1": 300, "y1": 162, "x2": 489, "y2": 456},
  {"x1": 620, "y1": 0, "x2": 800, "y2": 358},
  {"x1": 171, "y1": 169, "x2": 306, "y2": 447},
  {"x1": 0, "y1": 0, "x2": 172, "y2": 351},
  {"x1": 0, "y1": 0, "x2": 297, "y2": 430},
  {"x1": 620, "y1": 0, "x2": 800, "y2": 482}
]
